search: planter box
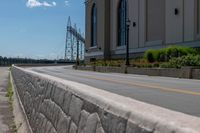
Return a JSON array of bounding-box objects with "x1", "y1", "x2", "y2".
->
[
  {"x1": 75, "y1": 66, "x2": 200, "y2": 80},
  {"x1": 96, "y1": 66, "x2": 125, "y2": 73},
  {"x1": 127, "y1": 67, "x2": 182, "y2": 78},
  {"x1": 76, "y1": 66, "x2": 94, "y2": 71},
  {"x1": 192, "y1": 69, "x2": 200, "y2": 79}
]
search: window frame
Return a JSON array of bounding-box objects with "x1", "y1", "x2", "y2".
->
[
  {"x1": 91, "y1": 3, "x2": 97, "y2": 47},
  {"x1": 117, "y1": 0, "x2": 127, "y2": 47}
]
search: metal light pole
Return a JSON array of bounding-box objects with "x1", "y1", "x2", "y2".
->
[
  {"x1": 76, "y1": 39, "x2": 80, "y2": 66},
  {"x1": 125, "y1": 0, "x2": 130, "y2": 66}
]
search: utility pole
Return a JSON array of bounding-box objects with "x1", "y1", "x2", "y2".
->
[
  {"x1": 65, "y1": 16, "x2": 73, "y2": 61},
  {"x1": 66, "y1": 16, "x2": 85, "y2": 65}
]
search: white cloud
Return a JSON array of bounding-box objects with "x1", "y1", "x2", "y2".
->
[
  {"x1": 26, "y1": 0, "x2": 56, "y2": 8},
  {"x1": 65, "y1": 0, "x2": 69, "y2": 6},
  {"x1": 52, "y1": 2, "x2": 56, "y2": 6}
]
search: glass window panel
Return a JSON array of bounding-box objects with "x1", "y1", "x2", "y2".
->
[
  {"x1": 118, "y1": 0, "x2": 126, "y2": 46},
  {"x1": 91, "y1": 4, "x2": 97, "y2": 47}
]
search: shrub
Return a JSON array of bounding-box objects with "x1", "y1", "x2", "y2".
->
[
  {"x1": 144, "y1": 49, "x2": 155, "y2": 63},
  {"x1": 109, "y1": 60, "x2": 123, "y2": 67},
  {"x1": 154, "y1": 49, "x2": 166, "y2": 62},
  {"x1": 160, "y1": 54, "x2": 200, "y2": 68},
  {"x1": 165, "y1": 46, "x2": 179, "y2": 60},
  {"x1": 130, "y1": 59, "x2": 160, "y2": 68},
  {"x1": 144, "y1": 46, "x2": 198, "y2": 63},
  {"x1": 160, "y1": 62, "x2": 174, "y2": 68},
  {"x1": 89, "y1": 59, "x2": 124, "y2": 67}
]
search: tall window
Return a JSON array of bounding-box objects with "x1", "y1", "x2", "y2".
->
[
  {"x1": 118, "y1": 0, "x2": 127, "y2": 46},
  {"x1": 198, "y1": 0, "x2": 200, "y2": 35},
  {"x1": 91, "y1": 4, "x2": 97, "y2": 47}
]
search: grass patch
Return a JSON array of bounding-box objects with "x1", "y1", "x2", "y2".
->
[
  {"x1": 6, "y1": 74, "x2": 14, "y2": 108},
  {"x1": 5, "y1": 73, "x2": 19, "y2": 133}
]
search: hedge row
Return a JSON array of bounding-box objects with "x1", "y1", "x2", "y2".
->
[
  {"x1": 160, "y1": 54, "x2": 200, "y2": 68},
  {"x1": 144, "y1": 46, "x2": 198, "y2": 62}
]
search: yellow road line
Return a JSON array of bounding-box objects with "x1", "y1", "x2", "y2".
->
[{"x1": 72, "y1": 74, "x2": 200, "y2": 96}]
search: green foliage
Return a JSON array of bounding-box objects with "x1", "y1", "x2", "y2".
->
[
  {"x1": 0, "y1": 56, "x2": 68, "y2": 66},
  {"x1": 130, "y1": 59, "x2": 160, "y2": 68},
  {"x1": 154, "y1": 49, "x2": 166, "y2": 62},
  {"x1": 197, "y1": 49, "x2": 200, "y2": 54},
  {"x1": 160, "y1": 54, "x2": 200, "y2": 68},
  {"x1": 165, "y1": 46, "x2": 179, "y2": 60},
  {"x1": 89, "y1": 59, "x2": 124, "y2": 67},
  {"x1": 144, "y1": 46, "x2": 198, "y2": 62},
  {"x1": 159, "y1": 62, "x2": 173, "y2": 68},
  {"x1": 87, "y1": 46, "x2": 199, "y2": 69},
  {"x1": 107, "y1": 60, "x2": 123, "y2": 67},
  {"x1": 5, "y1": 74, "x2": 18, "y2": 133},
  {"x1": 144, "y1": 49, "x2": 155, "y2": 63},
  {"x1": 165, "y1": 46, "x2": 198, "y2": 61},
  {"x1": 6, "y1": 75, "x2": 13, "y2": 107}
]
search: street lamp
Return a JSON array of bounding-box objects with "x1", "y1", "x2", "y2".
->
[
  {"x1": 125, "y1": 0, "x2": 130, "y2": 66},
  {"x1": 76, "y1": 39, "x2": 80, "y2": 66}
]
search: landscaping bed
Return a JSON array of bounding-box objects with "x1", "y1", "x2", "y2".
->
[
  {"x1": 76, "y1": 65, "x2": 200, "y2": 79},
  {"x1": 76, "y1": 46, "x2": 200, "y2": 79}
]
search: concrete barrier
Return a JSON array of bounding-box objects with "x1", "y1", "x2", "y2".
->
[{"x1": 11, "y1": 66, "x2": 200, "y2": 133}]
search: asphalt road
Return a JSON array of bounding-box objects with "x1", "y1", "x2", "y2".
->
[{"x1": 28, "y1": 66, "x2": 200, "y2": 117}]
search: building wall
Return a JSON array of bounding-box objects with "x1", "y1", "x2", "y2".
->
[
  {"x1": 85, "y1": 0, "x2": 109, "y2": 62},
  {"x1": 146, "y1": 0, "x2": 165, "y2": 42},
  {"x1": 85, "y1": 0, "x2": 200, "y2": 61},
  {"x1": 184, "y1": 0, "x2": 195, "y2": 42},
  {"x1": 196, "y1": 0, "x2": 200, "y2": 39},
  {"x1": 165, "y1": 0, "x2": 183, "y2": 43}
]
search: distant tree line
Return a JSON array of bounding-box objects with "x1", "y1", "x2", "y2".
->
[{"x1": 0, "y1": 56, "x2": 74, "y2": 66}]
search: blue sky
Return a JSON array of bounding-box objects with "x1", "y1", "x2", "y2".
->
[{"x1": 0, "y1": 0, "x2": 85, "y2": 59}]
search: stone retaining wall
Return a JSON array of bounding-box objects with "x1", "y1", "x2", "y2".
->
[
  {"x1": 11, "y1": 67, "x2": 200, "y2": 133},
  {"x1": 192, "y1": 69, "x2": 200, "y2": 79},
  {"x1": 76, "y1": 66, "x2": 200, "y2": 79}
]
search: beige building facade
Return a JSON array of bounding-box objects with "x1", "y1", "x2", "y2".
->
[{"x1": 85, "y1": 0, "x2": 200, "y2": 61}]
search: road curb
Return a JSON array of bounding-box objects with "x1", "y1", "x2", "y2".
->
[{"x1": 10, "y1": 72, "x2": 33, "y2": 133}]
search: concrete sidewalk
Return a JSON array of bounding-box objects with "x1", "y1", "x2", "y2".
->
[{"x1": 0, "y1": 67, "x2": 13, "y2": 133}]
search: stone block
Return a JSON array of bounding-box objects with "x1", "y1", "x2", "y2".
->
[
  {"x1": 45, "y1": 82, "x2": 53, "y2": 99},
  {"x1": 96, "y1": 127, "x2": 105, "y2": 133},
  {"x1": 53, "y1": 86, "x2": 66, "y2": 107},
  {"x1": 49, "y1": 127, "x2": 57, "y2": 133},
  {"x1": 45, "y1": 100, "x2": 55, "y2": 122},
  {"x1": 69, "y1": 95, "x2": 83, "y2": 125},
  {"x1": 44, "y1": 121, "x2": 54, "y2": 133},
  {"x1": 82, "y1": 100, "x2": 99, "y2": 114},
  {"x1": 78, "y1": 110, "x2": 90, "y2": 133},
  {"x1": 126, "y1": 121, "x2": 153, "y2": 133},
  {"x1": 52, "y1": 103, "x2": 62, "y2": 128},
  {"x1": 40, "y1": 118, "x2": 48, "y2": 133},
  {"x1": 191, "y1": 69, "x2": 200, "y2": 79},
  {"x1": 85, "y1": 113, "x2": 101, "y2": 133},
  {"x1": 50, "y1": 85, "x2": 56, "y2": 99},
  {"x1": 99, "y1": 110, "x2": 126, "y2": 133},
  {"x1": 40, "y1": 100, "x2": 48, "y2": 115},
  {"x1": 69, "y1": 122, "x2": 78, "y2": 133},
  {"x1": 63, "y1": 91, "x2": 72, "y2": 115},
  {"x1": 56, "y1": 112, "x2": 71, "y2": 133}
]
